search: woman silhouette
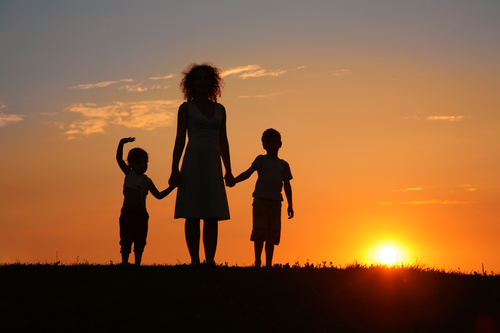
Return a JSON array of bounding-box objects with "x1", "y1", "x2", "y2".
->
[{"x1": 169, "y1": 63, "x2": 234, "y2": 265}]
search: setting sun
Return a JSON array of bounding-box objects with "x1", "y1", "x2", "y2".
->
[
  {"x1": 364, "y1": 239, "x2": 413, "y2": 266},
  {"x1": 380, "y1": 247, "x2": 397, "y2": 265}
]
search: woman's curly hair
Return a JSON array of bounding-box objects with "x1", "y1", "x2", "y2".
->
[{"x1": 180, "y1": 63, "x2": 224, "y2": 102}]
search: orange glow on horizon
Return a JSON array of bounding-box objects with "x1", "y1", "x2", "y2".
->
[{"x1": 365, "y1": 239, "x2": 414, "y2": 266}]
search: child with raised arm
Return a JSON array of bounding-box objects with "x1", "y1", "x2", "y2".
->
[
  {"x1": 231, "y1": 129, "x2": 293, "y2": 267},
  {"x1": 117, "y1": 137, "x2": 175, "y2": 265}
]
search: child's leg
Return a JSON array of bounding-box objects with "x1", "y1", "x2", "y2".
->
[
  {"x1": 185, "y1": 218, "x2": 201, "y2": 265},
  {"x1": 265, "y1": 199, "x2": 281, "y2": 268},
  {"x1": 251, "y1": 198, "x2": 267, "y2": 268},
  {"x1": 254, "y1": 241, "x2": 264, "y2": 267},
  {"x1": 265, "y1": 242, "x2": 275, "y2": 267},
  {"x1": 119, "y1": 209, "x2": 133, "y2": 264},
  {"x1": 203, "y1": 219, "x2": 218, "y2": 264},
  {"x1": 132, "y1": 210, "x2": 149, "y2": 266}
]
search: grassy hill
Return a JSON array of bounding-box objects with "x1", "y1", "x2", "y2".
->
[{"x1": 1, "y1": 262, "x2": 499, "y2": 332}]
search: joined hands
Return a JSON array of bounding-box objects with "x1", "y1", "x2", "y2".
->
[{"x1": 224, "y1": 173, "x2": 235, "y2": 187}]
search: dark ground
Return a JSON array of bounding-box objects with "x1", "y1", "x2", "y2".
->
[{"x1": 1, "y1": 263, "x2": 499, "y2": 332}]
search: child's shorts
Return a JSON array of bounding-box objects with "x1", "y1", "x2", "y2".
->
[
  {"x1": 251, "y1": 197, "x2": 281, "y2": 245},
  {"x1": 119, "y1": 208, "x2": 149, "y2": 254}
]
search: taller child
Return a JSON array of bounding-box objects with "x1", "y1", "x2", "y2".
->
[
  {"x1": 169, "y1": 63, "x2": 234, "y2": 265},
  {"x1": 230, "y1": 129, "x2": 293, "y2": 268}
]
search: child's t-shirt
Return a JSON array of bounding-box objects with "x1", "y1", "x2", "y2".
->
[
  {"x1": 124, "y1": 170, "x2": 152, "y2": 201},
  {"x1": 252, "y1": 155, "x2": 292, "y2": 201}
]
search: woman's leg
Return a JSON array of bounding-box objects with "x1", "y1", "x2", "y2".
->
[
  {"x1": 134, "y1": 251, "x2": 143, "y2": 266},
  {"x1": 185, "y1": 218, "x2": 201, "y2": 265},
  {"x1": 203, "y1": 219, "x2": 218, "y2": 264}
]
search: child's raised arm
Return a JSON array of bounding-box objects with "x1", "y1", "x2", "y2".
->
[
  {"x1": 117, "y1": 137, "x2": 135, "y2": 175},
  {"x1": 231, "y1": 164, "x2": 257, "y2": 187},
  {"x1": 149, "y1": 182, "x2": 176, "y2": 200}
]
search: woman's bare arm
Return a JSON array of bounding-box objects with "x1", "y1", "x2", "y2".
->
[
  {"x1": 169, "y1": 103, "x2": 188, "y2": 187},
  {"x1": 218, "y1": 105, "x2": 234, "y2": 186}
]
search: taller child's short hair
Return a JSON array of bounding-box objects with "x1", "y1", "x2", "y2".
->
[
  {"x1": 127, "y1": 148, "x2": 149, "y2": 165},
  {"x1": 262, "y1": 128, "x2": 281, "y2": 143},
  {"x1": 180, "y1": 63, "x2": 224, "y2": 102}
]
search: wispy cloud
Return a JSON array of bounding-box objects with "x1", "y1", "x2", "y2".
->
[
  {"x1": 63, "y1": 100, "x2": 181, "y2": 138},
  {"x1": 238, "y1": 93, "x2": 281, "y2": 99},
  {"x1": 70, "y1": 79, "x2": 134, "y2": 90},
  {"x1": 0, "y1": 113, "x2": 24, "y2": 127},
  {"x1": 379, "y1": 200, "x2": 473, "y2": 205},
  {"x1": 119, "y1": 84, "x2": 148, "y2": 92},
  {"x1": 426, "y1": 116, "x2": 464, "y2": 121},
  {"x1": 64, "y1": 118, "x2": 109, "y2": 137},
  {"x1": 392, "y1": 187, "x2": 424, "y2": 192},
  {"x1": 119, "y1": 84, "x2": 168, "y2": 92},
  {"x1": 461, "y1": 184, "x2": 477, "y2": 192},
  {"x1": 149, "y1": 74, "x2": 176, "y2": 80},
  {"x1": 221, "y1": 65, "x2": 261, "y2": 77},
  {"x1": 331, "y1": 69, "x2": 352, "y2": 76},
  {"x1": 239, "y1": 69, "x2": 287, "y2": 79},
  {"x1": 221, "y1": 65, "x2": 287, "y2": 79}
]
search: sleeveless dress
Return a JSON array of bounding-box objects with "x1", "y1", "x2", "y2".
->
[{"x1": 174, "y1": 102, "x2": 230, "y2": 220}]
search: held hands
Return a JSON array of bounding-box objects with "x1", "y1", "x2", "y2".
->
[
  {"x1": 169, "y1": 169, "x2": 181, "y2": 188},
  {"x1": 224, "y1": 172, "x2": 235, "y2": 187}
]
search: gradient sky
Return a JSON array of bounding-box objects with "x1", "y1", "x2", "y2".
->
[{"x1": 1, "y1": 1, "x2": 499, "y2": 271}]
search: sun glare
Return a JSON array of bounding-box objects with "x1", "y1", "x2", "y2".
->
[
  {"x1": 380, "y1": 247, "x2": 397, "y2": 265},
  {"x1": 365, "y1": 238, "x2": 413, "y2": 266}
]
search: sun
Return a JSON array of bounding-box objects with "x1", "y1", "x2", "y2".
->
[
  {"x1": 380, "y1": 247, "x2": 397, "y2": 265},
  {"x1": 365, "y1": 239, "x2": 412, "y2": 266}
]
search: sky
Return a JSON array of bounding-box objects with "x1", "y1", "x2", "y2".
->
[{"x1": 1, "y1": 0, "x2": 499, "y2": 271}]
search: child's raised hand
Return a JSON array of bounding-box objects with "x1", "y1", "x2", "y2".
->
[{"x1": 120, "y1": 137, "x2": 136, "y2": 144}]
